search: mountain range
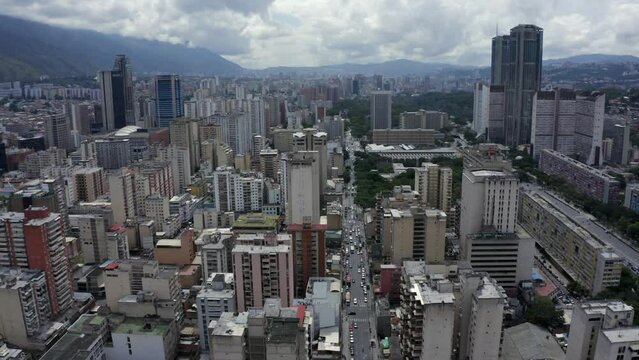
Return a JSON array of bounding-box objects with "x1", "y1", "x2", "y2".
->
[{"x1": 2, "y1": 14, "x2": 639, "y2": 82}]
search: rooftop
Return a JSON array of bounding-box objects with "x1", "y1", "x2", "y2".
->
[
  {"x1": 209, "y1": 312, "x2": 248, "y2": 337},
  {"x1": 501, "y1": 322, "x2": 566, "y2": 360},
  {"x1": 113, "y1": 318, "x2": 173, "y2": 337},
  {"x1": 233, "y1": 213, "x2": 279, "y2": 229},
  {"x1": 601, "y1": 327, "x2": 639, "y2": 343},
  {"x1": 40, "y1": 332, "x2": 101, "y2": 360}
]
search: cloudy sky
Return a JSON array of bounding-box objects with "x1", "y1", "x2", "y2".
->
[{"x1": 1, "y1": 0, "x2": 638, "y2": 68}]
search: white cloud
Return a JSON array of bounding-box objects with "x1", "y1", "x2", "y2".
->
[{"x1": 1, "y1": 0, "x2": 639, "y2": 68}]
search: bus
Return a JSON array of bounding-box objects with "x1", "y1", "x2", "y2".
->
[
  {"x1": 381, "y1": 337, "x2": 390, "y2": 358},
  {"x1": 345, "y1": 291, "x2": 351, "y2": 306},
  {"x1": 346, "y1": 274, "x2": 352, "y2": 285}
]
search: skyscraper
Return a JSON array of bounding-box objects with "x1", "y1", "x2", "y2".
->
[
  {"x1": 113, "y1": 55, "x2": 135, "y2": 126},
  {"x1": 370, "y1": 91, "x2": 392, "y2": 130},
  {"x1": 98, "y1": 55, "x2": 134, "y2": 132},
  {"x1": 154, "y1": 75, "x2": 183, "y2": 127},
  {"x1": 490, "y1": 24, "x2": 543, "y2": 146},
  {"x1": 44, "y1": 113, "x2": 70, "y2": 150}
]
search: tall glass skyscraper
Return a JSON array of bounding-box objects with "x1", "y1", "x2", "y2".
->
[
  {"x1": 154, "y1": 75, "x2": 183, "y2": 128},
  {"x1": 490, "y1": 24, "x2": 543, "y2": 146},
  {"x1": 98, "y1": 55, "x2": 135, "y2": 132}
]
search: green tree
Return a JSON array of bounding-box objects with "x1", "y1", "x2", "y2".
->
[
  {"x1": 526, "y1": 296, "x2": 565, "y2": 330},
  {"x1": 566, "y1": 281, "x2": 589, "y2": 298}
]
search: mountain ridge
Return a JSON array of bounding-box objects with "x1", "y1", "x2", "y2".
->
[{"x1": 0, "y1": 14, "x2": 243, "y2": 81}]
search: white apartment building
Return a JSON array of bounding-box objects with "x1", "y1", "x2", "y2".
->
[
  {"x1": 465, "y1": 276, "x2": 506, "y2": 359},
  {"x1": 566, "y1": 301, "x2": 634, "y2": 360},
  {"x1": 212, "y1": 167, "x2": 264, "y2": 213},
  {"x1": 108, "y1": 169, "x2": 136, "y2": 223},
  {"x1": 595, "y1": 328, "x2": 639, "y2": 359},
  {"x1": 196, "y1": 273, "x2": 236, "y2": 351},
  {"x1": 284, "y1": 151, "x2": 320, "y2": 225},
  {"x1": 156, "y1": 145, "x2": 192, "y2": 193},
  {"x1": 473, "y1": 82, "x2": 490, "y2": 135},
  {"x1": 145, "y1": 193, "x2": 170, "y2": 227}
]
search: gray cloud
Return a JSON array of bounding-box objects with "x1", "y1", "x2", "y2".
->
[{"x1": 1, "y1": 0, "x2": 639, "y2": 68}]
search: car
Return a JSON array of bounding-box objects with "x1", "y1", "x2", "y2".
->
[
  {"x1": 353, "y1": 298, "x2": 358, "y2": 305},
  {"x1": 354, "y1": 323, "x2": 358, "y2": 329},
  {"x1": 350, "y1": 338, "x2": 354, "y2": 343},
  {"x1": 364, "y1": 297, "x2": 368, "y2": 303}
]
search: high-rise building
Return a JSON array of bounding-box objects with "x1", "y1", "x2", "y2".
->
[
  {"x1": 108, "y1": 169, "x2": 136, "y2": 223},
  {"x1": 259, "y1": 149, "x2": 279, "y2": 180},
  {"x1": 575, "y1": 92, "x2": 605, "y2": 165},
  {"x1": 232, "y1": 235, "x2": 294, "y2": 312},
  {"x1": 491, "y1": 24, "x2": 543, "y2": 146},
  {"x1": 196, "y1": 273, "x2": 236, "y2": 351},
  {"x1": 74, "y1": 167, "x2": 107, "y2": 202},
  {"x1": 212, "y1": 167, "x2": 264, "y2": 213},
  {"x1": 603, "y1": 115, "x2": 631, "y2": 165},
  {"x1": 94, "y1": 138, "x2": 131, "y2": 169},
  {"x1": 487, "y1": 85, "x2": 506, "y2": 143},
  {"x1": 472, "y1": 82, "x2": 490, "y2": 135},
  {"x1": 566, "y1": 301, "x2": 634, "y2": 359},
  {"x1": 156, "y1": 145, "x2": 192, "y2": 193},
  {"x1": 72, "y1": 214, "x2": 128, "y2": 263},
  {"x1": 414, "y1": 162, "x2": 452, "y2": 212},
  {"x1": 23, "y1": 207, "x2": 72, "y2": 316},
  {"x1": 370, "y1": 91, "x2": 392, "y2": 129},
  {"x1": 98, "y1": 70, "x2": 126, "y2": 131},
  {"x1": 113, "y1": 54, "x2": 135, "y2": 126},
  {"x1": 288, "y1": 223, "x2": 326, "y2": 297},
  {"x1": 459, "y1": 168, "x2": 519, "y2": 241},
  {"x1": 0, "y1": 268, "x2": 52, "y2": 350},
  {"x1": 44, "y1": 113, "x2": 70, "y2": 150},
  {"x1": 169, "y1": 118, "x2": 200, "y2": 172},
  {"x1": 284, "y1": 151, "x2": 320, "y2": 225},
  {"x1": 530, "y1": 89, "x2": 605, "y2": 164},
  {"x1": 154, "y1": 75, "x2": 183, "y2": 127}
]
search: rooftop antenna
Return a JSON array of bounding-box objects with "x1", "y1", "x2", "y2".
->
[{"x1": 496, "y1": 22, "x2": 499, "y2": 36}]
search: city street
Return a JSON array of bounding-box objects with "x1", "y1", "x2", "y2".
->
[{"x1": 341, "y1": 132, "x2": 379, "y2": 360}]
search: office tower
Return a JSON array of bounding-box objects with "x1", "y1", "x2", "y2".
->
[
  {"x1": 113, "y1": 54, "x2": 135, "y2": 126},
  {"x1": 196, "y1": 273, "x2": 236, "y2": 351},
  {"x1": 44, "y1": 113, "x2": 70, "y2": 150},
  {"x1": 414, "y1": 162, "x2": 452, "y2": 212},
  {"x1": 284, "y1": 151, "x2": 320, "y2": 225},
  {"x1": 473, "y1": 83, "x2": 490, "y2": 135},
  {"x1": 232, "y1": 235, "x2": 294, "y2": 312},
  {"x1": 109, "y1": 169, "x2": 136, "y2": 223},
  {"x1": 104, "y1": 259, "x2": 181, "y2": 321},
  {"x1": 154, "y1": 75, "x2": 183, "y2": 127},
  {"x1": 169, "y1": 118, "x2": 200, "y2": 172},
  {"x1": 539, "y1": 149, "x2": 620, "y2": 204},
  {"x1": 23, "y1": 207, "x2": 72, "y2": 315},
  {"x1": 212, "y1": 167, "x2": 264, "y2": 213},
  {"x1": 74, "y1": 167, "x2": 107, "y2": 202},
  {"x1": 531, "y1": 88, "x2": 576, "y2": 159},
  {"x1": 603, "y1": 115, "x2": 631, "y2": 165},
  {"x1": 491, "y1": 24, "x2": 543, "y2": 146},
  {"x1": 519, "y1": 189, "x2": 623, "y2": 294},
  {"x1": 0, "y1": 268, "x2": 52, "y2": 350},
  {"x1": 566, "y1": 301, "x2": 634, "y2": 359},
  {"x1": 97, "y1": 70, "x2": 126, "y2": 131},
  {"x1": 399, "y1": 262, "x2": 455, "y2": 360},
  {"x1": 487, "y1": 85, "x2": 506, "y2": 143},
  {"x1": 370, "y1": 91, "x2": 392, "y2": 129}
]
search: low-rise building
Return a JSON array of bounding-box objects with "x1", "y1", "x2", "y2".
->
[{"x1": 111, "y1": 318, "x2": 178, "y2": 360}]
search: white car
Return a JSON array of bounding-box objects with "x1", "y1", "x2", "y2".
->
[{"x1": 353, "y1": 298, "x2": 358, "y2": 305}]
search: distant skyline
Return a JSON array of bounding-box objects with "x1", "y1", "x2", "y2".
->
[{"x1": 0, "y1": 0, "x2": 637, "y2": 69}]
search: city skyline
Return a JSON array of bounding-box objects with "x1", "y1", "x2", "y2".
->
[{"x1": 1, "y1": 0, "x2": 639, "y2": 68}]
